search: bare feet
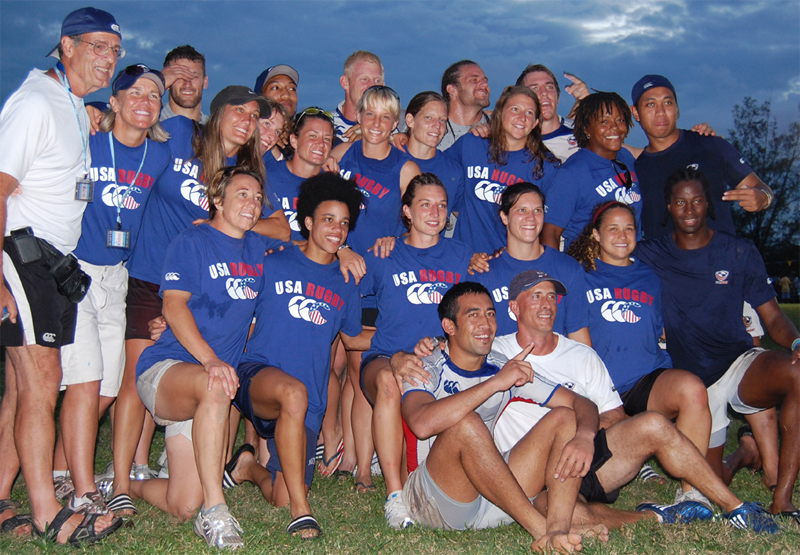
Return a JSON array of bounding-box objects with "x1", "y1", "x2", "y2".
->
[
  {"x1": 532, "y1": 532, "x2": 583, "y2": 553},
  {"x1": 569, "y1": 522, "x2": 608, "y2": 542}
]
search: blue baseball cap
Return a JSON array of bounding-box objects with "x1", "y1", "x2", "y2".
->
[
  {"x1": 47, "y1": 7, "x2": 122, "y2": 59},
  {"x1": 509, "y1": 270, "x2": 567, "y2": 300},
  {"x1": 631, "y1": 74, "x2": 677, "y2": 107},
  {"x1": 254, "y1": 64, "x2": 299, "y2": 95},
  {"x1": 112, "y1": 64, "x2": 166, "y2": 96}
]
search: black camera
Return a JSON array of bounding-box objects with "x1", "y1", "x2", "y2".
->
[
  {"x1": 49, "y1": 252, "x2": 91, "y2": 304},
  {"x1": 10, "y1": 227, "x2": 42, "y2": 264}
]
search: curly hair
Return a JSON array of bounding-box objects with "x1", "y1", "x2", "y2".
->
[
  {"x1": 567, "y1": 201, "x2": 635, "y2": 271},
  {"x1": 488, "y1": 86, "x2": 559, "y2": 181},
  {"x1": 573, "y1": 92, "x2": 633, "y2": 149},
  {"x1": 296, "y1": 173, "x2": 364, "y2": 240}
]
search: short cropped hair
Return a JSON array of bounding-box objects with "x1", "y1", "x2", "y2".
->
[
  {"x1": 438, "y1": 282, "x2": 492, "y2": 325},
  {"x1": 343, "y1": 50, "x2": 384, "y2": 78},
  {"x1": 441, "y1": 60, "x2": 478, "y2": 103},
  {"x1": 515, "y1": 64, "x2": 560, "y2": 99},
  {"x1": 163, "y1": 44, "x2": 206, "y2": 74}
]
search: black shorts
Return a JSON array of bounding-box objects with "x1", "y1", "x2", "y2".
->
[
  {"x1": 619, "y1": 368, "x2": 669, "y2": 417},
  {"x1": 125, "y1": 277, "x2": 162, "y2": 340},
  {"x1": 579, "y1": 428, "x2": 621, "y2": 504},
  {"x1": 361, "y1": 307, "x2": 378, "y2": 327},
  {"x1": 1, "y1": 241, "x2": 76, "y2": 347}
]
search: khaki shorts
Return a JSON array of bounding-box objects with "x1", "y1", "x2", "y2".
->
[
  {"x1": 137, "y1": 358, "x2": 196, "y2": 440},
  {"x1": 61, "y1": 261, "x2": 128, "y2": 396},
  {"x1": 707, "y1": 348, "x2": 764, "y2": 448}
]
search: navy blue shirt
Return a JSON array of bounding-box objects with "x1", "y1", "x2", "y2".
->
[
  {"x1": 635, "y1": 232, "x2": 775, "y2": 386},
  {"x1": 635, "y1": 130, "x2": 752, "y2": 240}
]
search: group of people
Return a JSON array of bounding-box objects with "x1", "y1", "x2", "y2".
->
[{"x1": 0, "y1": 6, "x2": 798, "y2": 552}]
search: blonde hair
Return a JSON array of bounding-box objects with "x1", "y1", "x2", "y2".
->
[
  {"x1": 343, "y1": 51, "x2": 384, "y2": 78},
  {"x1": 357, "y1": 86, "x2": 401, "y2": 121},
  {"x1": 99, "y1": 104, "x2": 170, "y2": 143}
]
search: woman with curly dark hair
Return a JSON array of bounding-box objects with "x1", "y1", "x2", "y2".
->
[
  {"x1": 568, "y1": 200, "x2": 713, "y2": 508},
  {"x1": 541, "y1": 91, "x2": 642, "y2": 251},
  {"x1": 447, "y1": 85, "x2": 560, "y2": 253}
]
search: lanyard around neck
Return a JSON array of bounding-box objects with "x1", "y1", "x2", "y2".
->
[
  {"x1": 108, "y1": 132, "x2": 148, "y2": 229},
  {"x1": 54, "y1": 62, "x2": 89, "y2": 176}
]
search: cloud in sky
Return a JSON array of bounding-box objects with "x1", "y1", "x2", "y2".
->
[{"x1": 1, "y1": 0, "x2": 797, "y2": 144}]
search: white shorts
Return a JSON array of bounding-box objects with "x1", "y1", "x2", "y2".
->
[
  {"x1": 61, "y1": 261, "x2": 128, "y2": 396},
  {"x1": 707, "y1": 348, "x2": 764, "y2": 448}
]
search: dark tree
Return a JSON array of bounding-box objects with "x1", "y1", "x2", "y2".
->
[{"x1": 728, "y1": 98, "x2": 799, "y2": 259}]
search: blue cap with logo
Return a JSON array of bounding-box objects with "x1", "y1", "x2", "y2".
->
[
  {"x1": 508, "y1": 270, "x2": 567, "y2": 300},
  {"x1": 112, "y1": 64, "x2": 166, "y2": 96},
  {"x1": 47, "y1": 7, "x2": 121, "y2": 59},
  {"x1": 631, "y1": 74, "x2": 676, "y2": 106}
]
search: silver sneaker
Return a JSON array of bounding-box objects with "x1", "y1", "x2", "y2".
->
[
  {"x1": 674, "y1": 487, "x2": 713, "y2": 511},
  {"x1": 95, "y1": 461, "x2": 115, "y2": 499},
  {"x1": 194, "y1": 504, "x2": 244, "y2": 550},
  {"x1": 131, "y1": 464, "x2": 157, "y2": 481},
  {"x1": 384, "y1": 492, "x2": 413, "y2": 530},
  {"x1": 53, "y1": 474, "x2": 74, "y2": 501}
]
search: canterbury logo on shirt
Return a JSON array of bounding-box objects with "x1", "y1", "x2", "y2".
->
[
  {"x1": 101, "y1": 183, "x2": 141, "y2": 210},
  {"x1": 600, "y1": 300, "x2": 641, "y2": 323},
  {"x1": 172, "y1": 158, "x2": 208, "y2": 210},
  {"x1": 288, "y1": 295, "x2": 330, "y2": 325},
  {"x1": 468, "y1": 166, "x2": 525, "y2": 204}
]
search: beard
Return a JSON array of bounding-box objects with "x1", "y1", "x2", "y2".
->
[{"x1": 169, "y1": 86, "x2": 202, "y2": 110}]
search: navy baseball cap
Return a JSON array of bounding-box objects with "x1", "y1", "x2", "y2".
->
[
  {"x1": 47, "y1": 7, "x2": 122, "y2": 59},
  {"x1": 112, "y1": 64, "x2": 166, "y2": 96},
  {"x1": 254, "y1": 64, "x2": 299, "y2": 95},
  {"x1": 631, "y1": 74, "x2": 677, "y2": 106},
  {"x1": 509, "y1": 270, "x2": 567, "y2": 300},
  {"x1": 210, "y1": 86, "x2": 271, "y2": 118}
]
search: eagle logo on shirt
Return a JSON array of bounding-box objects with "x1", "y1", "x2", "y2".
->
[
  {"x1": 226, "y1": 277, "x2": 258, "y2": 300},
  {"x1": 407, "y1": 283, "x2": 449, "y2": 305},
  {"x1": 715, "y1": 271, "x2": 730, "y2": 285},
  {"x1": 601, "y1": 300, "x2": 642, "y2": 323},
  {"x1": 288, "y1": 295, "x2": 330, "y2": 325},
  {"x1": 101, "y1": 184, "x2": 141, "y2": 210}
]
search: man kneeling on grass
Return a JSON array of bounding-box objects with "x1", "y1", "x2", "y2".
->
[{"x1": 399, "y1": 282, "x2": 609, "y2": 553}]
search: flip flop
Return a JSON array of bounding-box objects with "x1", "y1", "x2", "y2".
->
[
  {"x1": 778, "y1": 510, "x2": 800, "y2": 528},
  {"x1": 287, "y1": 514, "x2": 322, "y2": 539},
  {"x1": 353, "y1": 481, "x2": 377, "y2": 494},
  {"x1": 223, "y1": 444, "x2": 255, "y2": 490},
  {"x1": 317, "y1": 439, "x2": 344, "y2": 477}
]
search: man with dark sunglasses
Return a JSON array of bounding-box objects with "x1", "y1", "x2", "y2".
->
[{"x1": 0, "y1": 7, "x2": 124, "y2": 545}]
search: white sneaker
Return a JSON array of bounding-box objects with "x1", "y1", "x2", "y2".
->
[
  {"x1": 384, "y1": 491, "x2": 413, "y2": 530},
  {"x1": 674, "y1": 487, "x2": 713, "y2": 511},
  {"x1": 371, "y1": 452, "x2": 382, "y2": 477},
  {"x1": 194, "y1": 504, "x2": 244, "y2": 549}
]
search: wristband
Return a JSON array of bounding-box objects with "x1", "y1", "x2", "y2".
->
[
  {"x1": 761, "y1": 187, "x2": 774, "y2": 209},
  {"x1": 792, "y1": 338, "x2": 800, "y2": 352},
  {"x1": 338, "y1": 244, "x2": 350, "y2": 251}
]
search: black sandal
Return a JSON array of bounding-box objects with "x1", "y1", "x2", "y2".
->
[
  {"x1": 0, "y1": 499, "x2": 30, "y2": 534},
  {"x1": 31, "y1": 505, "x2": 122, "y2": 547},
  {"x1": 287, "y1": 514, "x2": 322, "y2": 539},
  {"x1": 223, "y1": 444, "x2": 255, "y2": 489}
]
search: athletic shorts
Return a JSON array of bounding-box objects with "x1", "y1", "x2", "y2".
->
[
  {"x1": 706, "y1": 348, "x2": 764, "y2": 448},
  {"x1": 359, "y1": 352, "x2": 390, "y2": 406},
  {"x1": 743, "y1": 301, "x2": 764, "y2": 338},
  {"x1": 578, "y1": 428, "x2": 621, "y2": 504},
  {"x1": 61, "y1": 261, "x2": 128, "y2": 396},
  {"x1": 402, "y1": 454, "x2": 516, "y2": 530},
  {"x1": 125, "y1": 277, "x2": 161, "y2": 340},
  {"x1": 619, "y1": 368, "x2": 670, "y2": 417},
  {"x1": 1, "y1": 243, "x2": 76, "y2": 348},
  {"x1": 136, "y1": 358, "x2": 184, "y2": 427},
  {"x1": 266, "y1": 426, "x2": 318, "y2": 488},
  {"x1": 361, "y1": 308, "x2": 378, "y2": 327}
]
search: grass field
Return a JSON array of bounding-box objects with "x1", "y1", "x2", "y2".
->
[{"x1": 0, "y1": 305, "x2": 798, "y2": 554}]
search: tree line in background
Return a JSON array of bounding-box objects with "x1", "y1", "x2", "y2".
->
[{"x1": 730, "y1": 98, "x2": 799, "y2": 269}]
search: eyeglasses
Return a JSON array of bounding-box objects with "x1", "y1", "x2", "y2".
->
[
  {"x1": 612, "y1": 159, "x2": 633, "y2": 190},
  {"x1": 295, "y1": 106, "x2": 334, "y2": 127},
  {"x1": 79, "y1": 39, "x2": 126, "y2": 60},
  {"x1": 124, "y1": 64, "x2": 165, "y2": 87}
]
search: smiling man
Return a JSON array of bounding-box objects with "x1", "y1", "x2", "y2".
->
[
  {"x1": 333, "y1": 51, "x2": 385, "y2": 142},
  {"x1": 0, "y1": 7, "x2": 124, "y2": 545},
  {"x1": 160, "y1": 45, "x2": 209, "y2": 124},
  {"x1": 437, "y1": 60, "x2": 491, "y2": 150}
]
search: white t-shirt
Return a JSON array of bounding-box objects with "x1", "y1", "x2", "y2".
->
[
  {"x1": 402, "y1": 346, "x2": 559, "y2": 471},
  {"x1": 492, "y1": 332, "x2": 622, "y2": 452},
  {"x1": 0, "y1": 69, "x2": 91, "y2": 253}
]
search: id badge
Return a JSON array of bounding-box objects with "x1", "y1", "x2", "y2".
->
[
  {"x1": 107, "y1": 229, "x2": 131, "y2": 249},
  {"x1": 75, "y1": 177, "x2": 94, "y2": 201}
]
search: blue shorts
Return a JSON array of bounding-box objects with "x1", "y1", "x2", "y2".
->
[{"x1": 266, "y1": 426, "x2": 318, "y2": 488}]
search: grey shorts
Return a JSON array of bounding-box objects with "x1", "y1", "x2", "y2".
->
[{"x1": 402, "y1": 456, "x2": 517, "y2": 531}]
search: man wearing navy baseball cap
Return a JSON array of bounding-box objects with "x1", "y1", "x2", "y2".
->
[
  {"x1": 630, "y1": 74, "x2": 774, "y2": 241},
  {"x1": 0, "y1": 6, "x2": 123, "y2": 545}
]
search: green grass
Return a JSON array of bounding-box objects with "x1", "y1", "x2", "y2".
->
[{"x1": 0, "y1": 305, "x2": 798, "y2": 554}]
